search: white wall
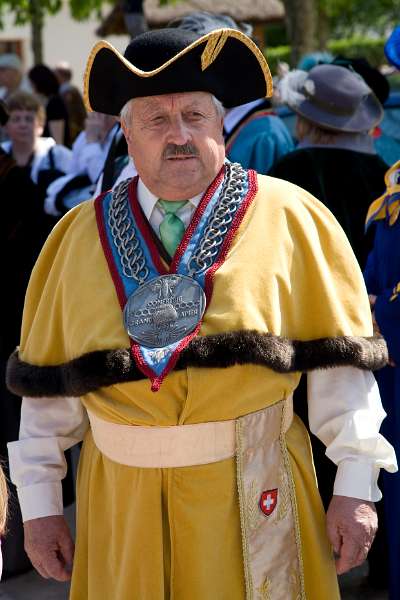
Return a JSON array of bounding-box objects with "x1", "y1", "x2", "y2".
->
[{"x1": 0, "y1": 1, "x2": 130, "y2": 91}]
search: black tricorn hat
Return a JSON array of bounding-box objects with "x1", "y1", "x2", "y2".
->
[{"x1": 84, "y1": 28, "x2": 273, "y2": 115}]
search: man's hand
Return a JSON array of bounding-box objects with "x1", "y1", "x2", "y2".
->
[
  {"x1": 326, "y1": 495, "x2": 377, "y2": 575},
  {"x1": 24, "y1": 515, "x2": 74, "y2": 581}
]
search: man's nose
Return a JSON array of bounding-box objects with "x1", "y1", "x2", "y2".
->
[{"x1": 167, "y1": 116, "x2": 191, "y2": 145}]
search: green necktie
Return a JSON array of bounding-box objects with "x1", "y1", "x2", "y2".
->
[{"x1": 157, "y1": 199, "x2": 188, "y2": 257}]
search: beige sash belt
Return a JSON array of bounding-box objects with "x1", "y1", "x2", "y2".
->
[
  {"x1": 88, "y1": 397, "x2": 304, "y2": 599},
  {"x1": 87, "y1": 410, "x2": 236, "y2": 468}
]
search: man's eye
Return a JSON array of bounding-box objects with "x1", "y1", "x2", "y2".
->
[
  {"x1": 151, "y1": 116, "x2": 165, "y2": 125},
  {"x1": 188, "y1": 112, "x2": 203, "y2": 119}
]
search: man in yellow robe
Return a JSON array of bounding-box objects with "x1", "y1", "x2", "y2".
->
[{"x1": 7, "y1": 28, "x2": 397, "y2": 599}]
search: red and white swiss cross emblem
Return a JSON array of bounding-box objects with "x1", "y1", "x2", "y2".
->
[{"x1": 259, "y1": 489, "x2": 278, "y2": 517}]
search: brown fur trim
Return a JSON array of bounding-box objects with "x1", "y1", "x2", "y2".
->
[{"x1": 7, "y1": 332, "x2": 388, "y2": 398}]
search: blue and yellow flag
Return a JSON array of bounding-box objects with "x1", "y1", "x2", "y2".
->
[{"x1": 366, "y1": 160, "x2": 400, "y2": 230}]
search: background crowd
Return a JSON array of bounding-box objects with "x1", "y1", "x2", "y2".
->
[{"x1": 0, "y1": 10, "x2": 399, "y2": 600}]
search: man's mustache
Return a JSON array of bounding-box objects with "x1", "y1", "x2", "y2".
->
[{"x1": 162, "y1": 143, "x2": 199, "y2": 159}]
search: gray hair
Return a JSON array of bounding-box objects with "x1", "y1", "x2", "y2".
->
[
  {"x1": 120, "y1": 94, "x2": 225, "y2": 127},
  {"x1": 167, "y1": 11, "x2": 253, "y2": 38}
]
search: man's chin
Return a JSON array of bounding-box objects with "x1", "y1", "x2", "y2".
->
[{"x1": 157, "y1": 166, "x2": 205, "y2": 198}]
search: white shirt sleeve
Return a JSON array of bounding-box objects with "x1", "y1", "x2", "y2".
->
[
  {"x1": 68, "y1": 129, "x2": 117, "y2": 183},
  {"x1": 77, "y1": 142, "x2": 108, "y2": 183},
  {"x1": 52, "y1": 145, "x2": 73, "y2": 175},
  {"x1": 307, "y1": 366, "x2": 398, "y2": 502},
  {"x1": 68, "y1": 133, "x2": 106, "y2": 182},
  {"x1": 8, "y1": 396, "x2": 89, "y2": 522}
]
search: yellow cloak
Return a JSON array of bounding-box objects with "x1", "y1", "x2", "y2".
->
[{"x1": 8, "y1": 174, "x2": 385, "y2": 599}]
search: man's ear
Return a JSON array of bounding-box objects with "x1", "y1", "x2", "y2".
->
[{"x1": 121, "y1": 120, "x2": 131, "y2": 144}]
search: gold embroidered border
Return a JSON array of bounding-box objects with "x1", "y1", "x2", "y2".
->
[
  {"x1": 275, "y1": 461, "x2": 290, "y2": 523},
  {"x1": 257, "y1": 576, "x2": 272, "y2": 600},
  {"x1": 279, "y1": 399, "x2": 306, "y2": 599},
  {"x1": 236, "y1": 418, "x2": 254, "y2": 599}
]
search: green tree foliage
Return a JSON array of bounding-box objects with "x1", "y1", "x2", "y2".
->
[
  {"x1": 266, "y1": 36, "x2": 386, "y2": 75},
  {"x1": 0, "y1": 0, "x2": 116, "y2": 63},
  {"x1": 0, "y1": 0, "x2": 115, "y2": 27},
  {"x1": 0, "y1": 0, "x2": 61, "y2": 27},
  {"x1": 158, "y1": 0, "x2": 182, "y2": 6},
  {"x1": 68, "y1": 0, "x2": 114, "y2": 21},
  {"x1": 157, "y1": 0, "x2": 400, "y2": 40},
  {"x1": 319, "y1": 0, "x2": 400, "y2": 37}
]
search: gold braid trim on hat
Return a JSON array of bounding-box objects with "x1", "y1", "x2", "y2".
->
[
  {"x1": 83, "y1": 28, "x2": 273, "y2": 113},
  {"x1": 201, "y1": 30, "x2": 230, "y2": 71}
]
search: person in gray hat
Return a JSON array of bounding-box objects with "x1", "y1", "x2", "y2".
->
[{"x1": 272, "y1": 64, "x2": 388, "y2": 268}]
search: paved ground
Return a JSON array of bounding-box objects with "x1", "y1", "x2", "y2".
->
[
  {"x1": 0, "y1": 571, "x2": 69, "y2": 600},
  {"x1": 0, "y1": 567, "x2": 388, "y2": 600}
]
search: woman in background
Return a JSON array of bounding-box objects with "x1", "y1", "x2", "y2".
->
[{"x1": 28, "y1": 63, "x2": 71, "y2": 147}]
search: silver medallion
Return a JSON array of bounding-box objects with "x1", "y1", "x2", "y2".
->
[{"x1": 123, "y1": 274, "x2": 206, "y2": 348}]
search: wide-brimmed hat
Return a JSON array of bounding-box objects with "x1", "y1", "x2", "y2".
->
[
  {"x1": 385, "y1": 26, "x2": 400, "y2": 70},
  {"x1": 84, "y1": 28, "x2": 272, "y2": 115},
  {"x1": 280, "y1": 64, "x2": 383, "y2": 133},
  {"x1": 332, "y1": 56, "x2": 390, "y2": 105}
]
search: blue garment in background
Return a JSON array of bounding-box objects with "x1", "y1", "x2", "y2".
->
[
  {"x1": 374, "y1": 94, "x2": 400, "y2": 167},
  {"x1": 226, "y1": 114, "x2": 294, "y2": 174},
  {"x1": 364, "y1": 216, "x2": 400, "y2": 600}
]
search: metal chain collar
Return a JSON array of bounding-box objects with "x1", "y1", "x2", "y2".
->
[
  {"x1": 108, "y1": 161, "x2": 247, "y2": 284},
  {"x1": 108, "y1": 178, "x2": 149, "y2": 284},
  {"x1": 187, "y1": 161, "x2": 246, "y2": 276}
]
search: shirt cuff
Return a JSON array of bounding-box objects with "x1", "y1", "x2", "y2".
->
[
  {"x1": 17, "y1": 482, "x2": 64, "y2": 522},
  {"x1": 333, "y1": 459, "x2": 381, "y2": 502}
]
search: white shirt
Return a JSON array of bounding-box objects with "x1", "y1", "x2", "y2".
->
[
  {"x1": 137, "y1": 177, "x2": 202, "y2": 236},
  {"x1": 44, "y1": 125, "x2": 118, "y2": 216},
  {"x1": 68, "y1": 126, "x2": 117, "y2": 183},
  {"x1": 7, "y1": 179, "x2": 398, "y2": 522}
]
